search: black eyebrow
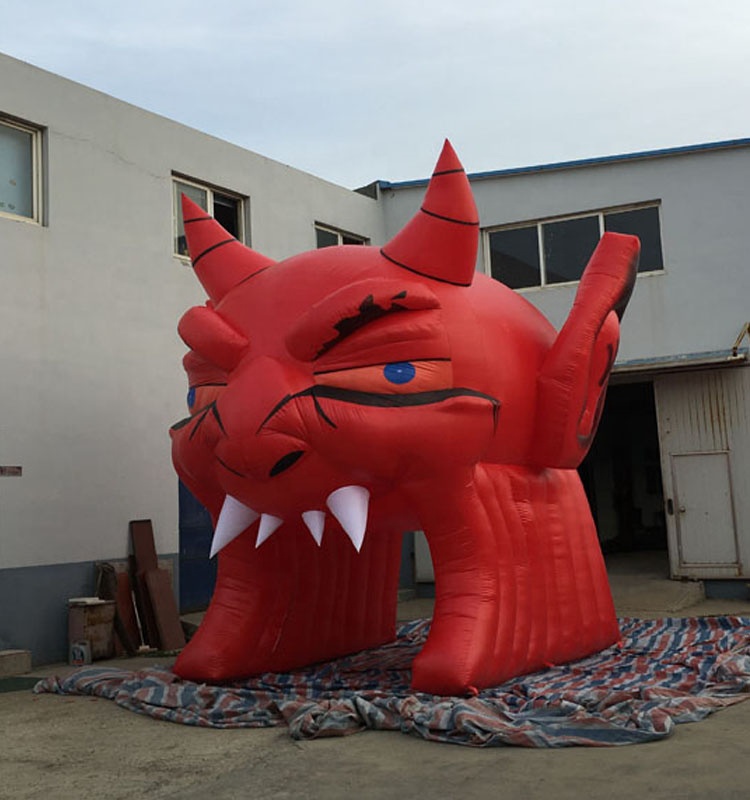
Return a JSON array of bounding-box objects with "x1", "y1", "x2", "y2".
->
[{"x1": 313, "y1": 292, "x2": 413, "y2": 359}]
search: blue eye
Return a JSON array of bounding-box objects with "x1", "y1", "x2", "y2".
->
[
  {"x1": 187, "y1": 387, "x2": 196, "y2": 409},
  {"x1": 383, "y1": 362, "x2": 416, "y2": 385}
]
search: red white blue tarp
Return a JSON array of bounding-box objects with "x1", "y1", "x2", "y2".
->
[{"x1": 35, "y1": 617, "x2": 750, "y2": 747}]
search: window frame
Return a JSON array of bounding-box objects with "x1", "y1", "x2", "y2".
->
[
  {"x1": 0, "y1": 115, "x2": 43, "y2": 225},
  {"x1": 314, "y1": 222, "x2": 369, "y2": 248},
  {"x1": 172, "y1": 174, "x2": 246, "y2": 259},
  {"x1": 483, "y1": 201, "x2": 664, "y2": 290}
]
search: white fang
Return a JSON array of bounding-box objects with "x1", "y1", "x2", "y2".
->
[
  {"x1": 302, "y1": 510, "x2": 326, "y2": 546},
  {"x1": 210, "y1": 495, "x2": 259, "y2": 558},
  {"x1": 255, "y1": 513, "x2": 284, "y2": 548},
  {"x1": 326, "y1": 485, "x2": 370, "y2": 552}
]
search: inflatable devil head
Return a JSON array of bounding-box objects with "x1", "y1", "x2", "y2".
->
[{"x1": 170, "y1": 141, "x2": 639, "y2": 695}]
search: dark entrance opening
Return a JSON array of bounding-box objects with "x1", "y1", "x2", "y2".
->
[
  {"x1": 579, "y1": 381, "x2": 667, "y2": 554},
  {"x1": 178, "y1": 481, "x2": 216, "y2": 613}
]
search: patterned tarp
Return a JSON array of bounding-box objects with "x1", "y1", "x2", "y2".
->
[{"x1": 35, "y1": 616, "x2": 750, "y2": 747}]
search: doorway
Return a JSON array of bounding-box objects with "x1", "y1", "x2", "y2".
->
[
  {"x1": 579, "y1": 381, "x2": 667, "y2": 555},
  {"x1": 178, "y1": 481, "x2": 216, "y2": 613}
]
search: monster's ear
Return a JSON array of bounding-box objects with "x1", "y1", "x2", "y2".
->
[{"x1": 531, "y1": 232, "x2": 640, "y2": 468}]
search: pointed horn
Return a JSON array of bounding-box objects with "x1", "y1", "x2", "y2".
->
[
  {"x1": 181, "y1": 195, "x2": 276, "y2": 304},
  {"x1": 381, "y1": 140, "x2": 479, "y2": 286}
]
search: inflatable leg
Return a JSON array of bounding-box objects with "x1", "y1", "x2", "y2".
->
[
  {"x1": 174, "y1": 514, "x2": 401, "y2": 681},
  {"x1": 407, "y1": 466, "x2": 619, "y2": 695}
]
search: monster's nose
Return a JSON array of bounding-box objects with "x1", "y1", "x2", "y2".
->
[
  {"x1": 215, "y1": 429, "x2": 308, "y2": 482},
  {"x1": 269, "y1": 449, "x2": 305, "y2": 477}
]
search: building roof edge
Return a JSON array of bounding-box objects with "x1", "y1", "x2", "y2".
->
[{"x1": 377, "y1": 137, "x2": 750, "y2": 190}]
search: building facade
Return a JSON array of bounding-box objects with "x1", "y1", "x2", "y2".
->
[
  {"x1": 379, "y1": 144, "x2": 750, "y2": 590},
  {"x1": 2, "y1": 51, "x2": 749, "y2": 664},
  {"x1": 0, "y1": 53, "x2": 383, "y2": 662}
]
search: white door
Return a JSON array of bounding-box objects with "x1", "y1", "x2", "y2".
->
[{"x1": 670, "y1": 451, "x2": 739, "y2": 576}]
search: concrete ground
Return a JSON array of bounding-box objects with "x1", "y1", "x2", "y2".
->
[{"x1": 3, "y1": 552, "x2": 750, "y2": 800}]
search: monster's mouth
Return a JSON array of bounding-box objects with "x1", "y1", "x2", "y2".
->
[
  {"x1": 209, "y1": 485, "x2": 371, "y2": 557},
  {"x1": 202, "y1": 385, "x2": 500, "y2": 560}
]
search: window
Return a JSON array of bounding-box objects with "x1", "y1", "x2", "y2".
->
[
  {"x1": 173, "y1": 177, "x2": 244, "y2": 257},
  {"x1": 0, "y1": 116, "x2": 42, "y2": 222},
  {"x1": 486, "y1": 204, "x2": 663, "y2": 289},
  {"x1": 315, "y1": 223, "x2": 368, "y2": 248}
]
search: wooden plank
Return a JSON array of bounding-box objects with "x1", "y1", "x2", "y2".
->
[
  {"x1": 144, "y1": 569, "x2": 186, "y2": 651},
  {"x1": 129, "y1": 521, "x2": 160, "y2": 647},
  {"x1": 95, "y1": 562, "x2": 141, "y2": 656},
  {"x1": 134, "y1": 572, "x2": 160, "y2": 648},
  {"x1": 114, "y1": 572, "x2": 142, "y2": 655},
  {"x1": 130, "y1": 519, "x2": 158, "y2": 572}
]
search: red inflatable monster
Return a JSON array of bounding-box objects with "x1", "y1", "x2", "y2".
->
[{"x1": 171, "y1": 141, "x2": 639, "y2": 695}]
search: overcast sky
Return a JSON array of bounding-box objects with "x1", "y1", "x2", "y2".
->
[{"x1": 2, "y1": 1, "x2": 750, "y2": 187}]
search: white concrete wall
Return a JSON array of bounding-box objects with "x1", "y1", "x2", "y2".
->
[
  {"x1": 380, "y1": 145, "x2": 750, "y2": 364},
  {"x1": 0, "y1": 53, "x2": 384, "y2": 570}
]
